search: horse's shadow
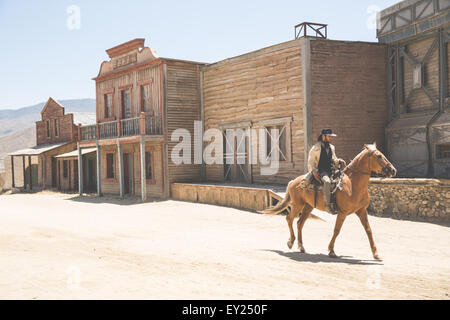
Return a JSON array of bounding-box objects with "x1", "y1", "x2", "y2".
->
[{"x1": 263, "y1": 250, "x2": 384, "y2": 266}]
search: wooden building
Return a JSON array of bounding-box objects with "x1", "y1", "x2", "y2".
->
[
  {"x1": 7, "y1": 98, "x2": 86, "y2": 191},
  {"x1": 201, "y1": 32, "x2": 388, "y2": 185},
  {"x1": 78, "y1": 39, "x2": 204, "y2": 199},
  {"x1": 378, "y1": 0, "x2": 450, "y2": 178}
]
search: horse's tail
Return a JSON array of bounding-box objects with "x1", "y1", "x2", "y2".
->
[{"x1": 259, "y1": 181, "x2": 293, "y2": 215}]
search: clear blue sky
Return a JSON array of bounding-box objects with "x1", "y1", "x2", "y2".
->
[{"x1": 0, "y1": 0, "x2": 399, "y2": 109}]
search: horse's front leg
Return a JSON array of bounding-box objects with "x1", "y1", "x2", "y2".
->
[
  {"x1": 357, "y1": 208, "x2": 381, "y2": 261},
  {"x1": 328, "y1": 213, "x2": 347, "y2": 258}
]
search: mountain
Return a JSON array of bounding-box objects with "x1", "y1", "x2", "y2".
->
[
  {"x1": 0, "y1": 98, "x2": 96, "y2": 137},
  {"x1": 0, "y1": 98, "x2": 96, "y2": 172}
]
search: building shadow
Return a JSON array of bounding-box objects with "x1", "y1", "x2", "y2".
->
[
  {"x1": 65, "y1": 194, "x2": 166, "y2": 206},
  {"x1": 368, "y1": 211, "x2": 450, "y2": 228},
  {"x1": 262, "y1": 250, "x2": 384, "y2": 266}
]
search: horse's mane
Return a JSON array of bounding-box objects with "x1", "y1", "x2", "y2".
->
[{"x1": 344, "y1": 147, "x2": 369, "y2": 173}]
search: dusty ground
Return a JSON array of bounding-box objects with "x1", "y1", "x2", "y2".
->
[{"x1": 0, "y1": 192, "x2": 448, "y2": 300}]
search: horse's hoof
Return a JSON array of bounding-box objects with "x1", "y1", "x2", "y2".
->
[
  {"x1": 329, "y1": 251, "x2": 338, "y2": 258},
  {"x1": 374, "y1": 254, "x2": 382, "y2": 261},
  {"x1": 298, "y1": 244, "x2": 306, "y2": 254},
  {"x1": 287, "y1": 241, "x2": 294, "y2": 250}
]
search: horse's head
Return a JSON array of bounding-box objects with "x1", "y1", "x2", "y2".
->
[{"x1": 364, "y1": 142, "x2": 397, "y2": 178}]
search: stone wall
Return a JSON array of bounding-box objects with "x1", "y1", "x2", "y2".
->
[{"x1": 368, "y1": 178, "x2": 450, "y2": 223}]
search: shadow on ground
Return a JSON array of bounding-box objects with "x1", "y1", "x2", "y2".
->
[
  {"x1": 64, "y1": 194, "x2": 165, "y2": 206},
  {"x1": 264, "y1": 250, "x2": 384, "y2": 266}
]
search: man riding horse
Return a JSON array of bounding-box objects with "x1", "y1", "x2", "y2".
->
[{"x1": 301, "y1": 129, "x2": 346, "y2": 214}]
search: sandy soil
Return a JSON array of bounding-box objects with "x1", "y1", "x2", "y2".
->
[{"x1": 0, "y1": 192, "x2": 448, "y2": 300}]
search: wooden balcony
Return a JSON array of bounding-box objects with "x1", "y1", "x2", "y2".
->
[{"x1": 79, "y1": 114, "x2": 162, "y2": 142}]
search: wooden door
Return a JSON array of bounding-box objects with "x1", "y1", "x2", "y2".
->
[
  {"x1": 51, "y1": 157, "x2": 57, "y2": 187},
  {"x1": 223, "y1": 130, "x2": 250, "y2": 184}
]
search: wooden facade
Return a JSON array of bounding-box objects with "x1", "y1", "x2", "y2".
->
[
  {"x1": 201, "y1": 37, "x2": 387, "y2": 185},
  {"x1": 80, "y1": 39, "x2": 204, "y2": 199},
  {"x1": 378, "y1": 0, "x2": 450, "y2": 178}
]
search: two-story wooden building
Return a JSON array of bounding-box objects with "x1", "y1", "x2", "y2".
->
[
  {"x1": 7, "y1": 97, "x2": 92, "y2": 191},
  {"x1": 78, "y1": 39, "x2": 204, "y2": 200}
]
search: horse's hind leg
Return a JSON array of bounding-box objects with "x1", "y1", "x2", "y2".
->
[
  {"x1": 286, "y1": 204, "x2": 303, "y2": 250},
  {"x1": 297, "y1": 204, "x2": 313, "y2": 253}
]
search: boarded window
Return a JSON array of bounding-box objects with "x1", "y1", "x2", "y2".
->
[
  {"x1": 106, "y1": 153, "x2": 115, "y2": 179},
  {"x1": 265, "y1": 125, "x2": 288, "y2": 162},
  {"x1": 46, "y1": 120, "x2": 51, "y2": 138},
  {"x1": 104, "y1": 93, "x2": 113, "y2": 118},
  {"x1": 54, "y1": 119, "x2": 59, "y2": 137},
  {"x1": 436, "y1": 144, "x2": 450, "y2": 159},
  {"x1": 63, "y1": 160, "x2": 68, "y2": 178},
  {"x1": 141, "y1": 85, "x2": 151, "y2": 113},
  {"x1": 145, "y1": 151, "x2": 153, "y2": 180}
]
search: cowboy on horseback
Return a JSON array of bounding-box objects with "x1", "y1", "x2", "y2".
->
[{"x1": 301, "y1": 129, "x2": 346, "y2": 214}]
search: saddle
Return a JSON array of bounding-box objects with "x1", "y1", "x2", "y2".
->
[{"x1": 300, "y1": 166, "x2": 345, "y2": 209}]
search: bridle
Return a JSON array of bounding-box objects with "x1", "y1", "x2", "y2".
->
[{"x1": 345, "y1": 150, "x2": 390, "y2": 177}]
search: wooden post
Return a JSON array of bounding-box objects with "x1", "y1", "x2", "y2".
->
[
  {"x1": 22, "y1": 156, "x2": 26, "y2": 189},
  {"x1": 140, "y1": 113, "x2": 146, "y2": 135},
  {"x1": 78, "y1": 124, "x2": 82, "y2": 142},
  {"x1": 140, "y1": 136, "x2": 147, "y2": 201},
  {"x1": 117, "y1": 119, "x2": 122, "y2": 138},
  {"x1": 28, "y1": 156, "x2": 32, "y2": 190},
  {"x1": 96, "y1": 122, "x2": 100, "y2": 140},
  {"x1": 117, "y1": 139, "x2": 124, "y2": 198},
  {"x1": 78, "y1": 143, "x2": 83, "y2": 195},
  {"x1": 10, "y1": 156, "x2": 15, "y2": 188},
  {"x1": 42, "y1": 156, "x2": 46, "y2": 189},
  {"x1": 96, "y1": 140, "x2": 102, "y2": 196}
]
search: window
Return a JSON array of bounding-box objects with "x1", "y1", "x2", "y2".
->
[
  {"x1": 121, "y1": 89, "x2": 131, "y2": 119},
  {"x1": 145, "y1": 151, "x2": 153, "y2": 180},
  {"x1": 265, "y1": 125, "x2": 288, "y2": 162},
  {"x1": 54, "y1": 119, "x2": 59, "y2": 137},
  {"x1": 437, "y1": 144, "x2": 450, "y2": 160},
  {"x1": 106, "y1": 153, "x2": 115, "y2": 179},
  {"x1": 104, "y1": 93, "x2": 113, "y2": 119},
  {"x1": 63, "y1": 160, "x2": 68, "y2": 178},
  {"x1": 260, "y1": 117, "x2": 293, "y2": 166},
  {"x1": 46, "y1": 120, "x2": 51, "y2": 138},
  {"x1": 141, "y1": 84, "x2": 151, "y2": 113}
]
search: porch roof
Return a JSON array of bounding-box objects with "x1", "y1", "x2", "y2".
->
[
  {"x1": 55, "y1": 147, "x2": 97, "y2": 159},
  {"x1": 8, "y1": 142, "x2": 70, "y2": 157}
]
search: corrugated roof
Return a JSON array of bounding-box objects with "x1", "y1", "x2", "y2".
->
[
  {"x1": 55, "y1": 147, "x2": 96, "y2": 159},
  {"x1": 8, "y1": 142, "x2": 70, "y2": 156},
  {"x1": 73, "y1": 112, "x2": 96, "y2": 126}
]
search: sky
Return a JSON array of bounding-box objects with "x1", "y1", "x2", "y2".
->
[{"x1": 0, "y1": 0, "x2": 399, "y2": 109}]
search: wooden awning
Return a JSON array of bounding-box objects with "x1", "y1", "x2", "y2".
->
[
  {"x1": 55, "y1": 147, "x2": 97, "y2": 159},
  {"x1": 8, "y1": 142, "x2": 70, "y2": 157}
]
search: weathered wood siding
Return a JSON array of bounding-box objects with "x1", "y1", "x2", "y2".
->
[
  {"x1": 309, "y1": 40, "x2": 387, "y2": 163},
  {"x1": 202, "y1": 40, "x2": 304, "y2": 185},
  {"x1": 165, "y1": 60, "x2": 203, "y2": 184},
  {"x1": 96, "y1": 63, "x2": 163, "y2": 122},
  {"x1": 100, "y1": 142, "x2": 164, "y2": 198}
]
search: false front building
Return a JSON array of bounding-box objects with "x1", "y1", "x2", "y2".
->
[{"x1": 78, "y1": 39, "x2": 204, "y2": 199}]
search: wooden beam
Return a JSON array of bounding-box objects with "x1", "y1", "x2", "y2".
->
[
  {"x1": 140, "y1": 136, "x2": 147, "y2": 201},
  {"x1": 96, "y1": 141, "x2": 102, "y2": 196},
  {"x1": 78, "y1": 143, "x2": 83, "y2": 195},
  {"x1": 117, "y1": 139, "x2": 124, "y2": 198},
  {"x1": 10, "y1": 156, "x2": 15, "y2": 188},
  {"x1": 22, "y1": 156, "x2": 25, "y2": 189}
]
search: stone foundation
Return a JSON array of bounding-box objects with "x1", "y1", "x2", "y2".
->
[{"x1": 368, "y1": 178, "x2": 450, "y2": 223}]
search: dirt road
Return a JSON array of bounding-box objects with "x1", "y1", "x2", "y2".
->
[{"x1": 0, "y1": 192, "x2": 448, "y2": 299}]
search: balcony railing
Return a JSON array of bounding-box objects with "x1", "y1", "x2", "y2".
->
[
  {"x1": 81, "y1": 124, "x2": 97, "y2": 141},
  {"x1": 146, "y1": 115, "x2": 162, "y2": 135},
  {"x1": 79, "y1": 114, "x2": 162, "y2": 141},
  {"x1": 99, "y1": 120, "x2": 117, "y2": 139},
  {"x1": 121, "y1": 117, "x2": 140, "y2": 137}
]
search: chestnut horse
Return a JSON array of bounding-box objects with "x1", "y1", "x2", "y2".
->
[{"x1": 262, "y1": 143, "x2": 397, "y2": 261}]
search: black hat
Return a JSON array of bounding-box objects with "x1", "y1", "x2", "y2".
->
[{"x1": 320, "y1": 129, "x2": 337, "y2": 137}]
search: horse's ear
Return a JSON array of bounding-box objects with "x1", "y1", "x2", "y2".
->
[{"x1": 373, "y1": 141, "x2": 377, "y2": 148}]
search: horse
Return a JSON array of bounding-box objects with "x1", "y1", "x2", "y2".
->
[{"x1": 261, "y1": 142, "x2": 397, "y2": 261}]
